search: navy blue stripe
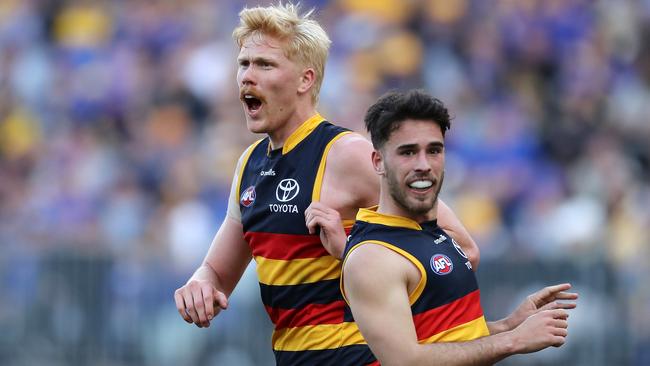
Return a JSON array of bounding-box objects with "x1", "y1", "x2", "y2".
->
[
  {"x1": 411, "y1": 278, "x2": 479, "y2": 315},
  {"x1": 260, "y1": 279, "x2": 342, "y2": 309},
  {"x1": 274, "y1": 344, "x2": 376, "y2": 366}
]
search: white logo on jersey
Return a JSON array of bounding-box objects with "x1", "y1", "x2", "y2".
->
[
  {"x1": 276, "y1": 178, "x2": 300, "y2": 202},
  {"x1": 260, "y1": 169, "x2": 276, "y2": 176},
  {"x1": 269, "y1": 204, "x2": 299, "y2": 213},
  {"x1": 452, "y1": 238, "x2": 468, "y2": 259}
]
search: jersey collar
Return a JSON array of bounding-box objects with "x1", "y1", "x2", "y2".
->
[
  {"x1": 274, "y1": 113, "x2": 325, "y2": 155},
  {"x1": 356, "y1": 207, "x2": 423, "y2": 230}
]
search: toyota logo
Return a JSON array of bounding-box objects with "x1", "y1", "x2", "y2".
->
[{"x1": 276, "y1": 178, "x2": 300, "y2": 202}]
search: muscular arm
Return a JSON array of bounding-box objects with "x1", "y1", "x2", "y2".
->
[
  {"x1": 315, "y1": 133, "x2": 379, "y2": 258},
  {"x1": 343, "y1": 245, "x2": 570, "y2": 366},
  {"x1": 174, "y1": 151, "x2": 253, "y2": 328}
]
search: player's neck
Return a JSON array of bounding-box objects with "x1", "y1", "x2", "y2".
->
[
  {"x1": 377, "y1": 195, "x2": 437, "y2": 223},
  {"x1": 268, "y1": 104, "x2": 318, "y2": 150}
]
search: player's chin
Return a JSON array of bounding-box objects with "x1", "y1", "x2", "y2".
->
[
  {"x1": 406, "y1": 200, "x2": 436, "y2": 216},
  {"x1": 246, "y1": 119, "x2": 268, "y2": 134}
]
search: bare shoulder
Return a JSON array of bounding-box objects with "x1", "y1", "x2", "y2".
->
[
  {"x1": 327, "y1": 132, "x2": 374, "y2": 167},
  {"x1": 320, "y1": 132, "x2": 378, "y2": 215},
  {"x1": 343, "y1": 243, "x2": 414, "y2": 297},
  {"x1": 345, "y1": 243, "x2": 400, "y2": 281}
]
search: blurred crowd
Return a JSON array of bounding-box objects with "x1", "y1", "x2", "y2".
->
[{"x1": 0, "y1": 0, "x2": 649, "y2": 365}]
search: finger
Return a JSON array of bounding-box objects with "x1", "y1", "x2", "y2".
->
[
  {"x1": 192, "y1": 288, "x2": 209, "y2": 327},
  {"x1": 184, "y1": 294, "x2": 201, "y2": 326},
  {"x1": 550, "y1": 309, "x2": 569, "y2": 319},
  {"x1": 203, "y1": 285, "x2": 217, "y2": 321},
  {"x1": 539, "y1": 283, "x2": 572, "y2": 298},
  {"x1": 306, "y1": 202, "x2": 324, "y2": 213},
  {"x1": 305, "y1": 215, "x2": 320, "y2": 234},
  {"x1": 551, "y1": 336, "x2": 566, "y2": 347},
  {"x1": 174, "y1": 290, "x2": 193, "y2": 323},
  {"x1": 555, "y1": 292, "x2": 579, "y2": 300},
  {"x1": 531, "y1": 283, "x2": 572, "y2": 306},
  {"x1": 539, "y1": 300, "x2": 577, "y2": 312},
  {"x1": 214, "y1": 289, "x2": 228, "y2": 310},
  {"x1": 551, "y1": 318, "x2": 568, "y2": 329},
  {"x1": 550, "y1": 326, "x2": 568, "y2": 338},
  {"x1": 306, "y1": 204, "x2": 336, "y2": 217},
  {"x1": 556, "y1": 302, "x2": 577, "y2": 310}
]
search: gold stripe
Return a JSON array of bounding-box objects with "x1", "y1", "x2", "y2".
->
[
  {"x1": 272, "y1": 322, "x2": 367, "y2": 351},
  {"x1": 341, "y1": 240, "x2": 426, "y2": 306},
  {"x1": 255, "y1": 255, "x2": 341, "y2": 286},
  {"x1": 282, "y1": 113, "x2": 325, "y2": 154},
  {"x1": 356, "y1": 207, "x2": 422, "y2": 230},
  {"x1": 419, "y1": 316, "x2": 490, "y2": 344},
  {"x1": 311, "y1": 130, "x2": 353, "y2": 202},
  {"x1": 236, "y1": 139, "x2": 264, "y2": 202}
]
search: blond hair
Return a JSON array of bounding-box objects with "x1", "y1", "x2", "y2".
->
[{"x1": 232, "y1": 3, "x2": 331, "y2": 104}]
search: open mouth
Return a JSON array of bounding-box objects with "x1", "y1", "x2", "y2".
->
[{"x1": 243, "y1": 94, "x2": 263, "y2": 114}]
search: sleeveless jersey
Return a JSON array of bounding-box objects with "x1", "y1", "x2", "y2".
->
[
  {"x1": 341, "y1": 208, "x2": 490, "y2": 344},
  {"x1": 238, "y1": 114, "x2": 376, "y2": 366}
]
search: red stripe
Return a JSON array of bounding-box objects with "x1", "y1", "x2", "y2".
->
[
  {"x1": 246, "y1": 231, "x2": 328, "y2": 259},
  {"x1": 265, "y1": 300, "x2": 346, "y2": 330},
  {"x1": 413, "y1": 290, "x2": 484, "y2": 340},
  {"x1": 245, "y1": 228, "x2": 353, "y2": 260}
]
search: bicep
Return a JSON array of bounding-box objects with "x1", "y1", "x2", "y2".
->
[
  {"x1": 323, "y1": 134, "x2": 379, "y2": 213},
  {"x1": 343, "y1": 246, "x2": 419, "y2": 366},
  {"x1": 203, "y1": 216, "x2": 252, "y2": 296}
]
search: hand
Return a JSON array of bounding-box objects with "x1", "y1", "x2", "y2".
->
[
  {"x1": 174, "y1": 279, "x2": 228, "y2": 328},
  {"x1": 508, "y1": 309, "x2": 569, "y2": 354},
  {"x1": 504, "y1": 283, "x2": 578, "y2": 331},
  {"x1": 305, "y1": 202, "x2": 347, "y2": 259}
]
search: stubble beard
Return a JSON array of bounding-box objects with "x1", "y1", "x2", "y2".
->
[{"x1": 386, "y1": 169, "x2": 445, "y2": 217}]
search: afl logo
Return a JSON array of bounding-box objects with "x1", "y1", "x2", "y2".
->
[
  {"x1": 240, "y1": 186, "x2": 256, "y2": 207},
  {"x1": 276, "y1": 178, "x2": 300, "y2": 202},
  {"x1": 430, "y1": 254, "x2": 453, "y2": 275}
]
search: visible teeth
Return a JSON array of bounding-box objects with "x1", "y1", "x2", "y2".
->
[
  {"x1": 409, "y1": 180, "x2": 432, "y2": 189},
  {"x1": 244, "y1": 95, "x2": 254, "y2": 99}
]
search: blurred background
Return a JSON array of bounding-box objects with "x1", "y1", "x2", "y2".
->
[{"x1": 0, "y1": 0, "x2": 648, "y2": 365}]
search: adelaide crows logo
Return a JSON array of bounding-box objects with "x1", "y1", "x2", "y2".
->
[
  {"x1": 240, "y1": 186, "x2": 256, "y2": 207},
  {"x1": 430, "y1": 254, "x2": 453, "y2": 275}
]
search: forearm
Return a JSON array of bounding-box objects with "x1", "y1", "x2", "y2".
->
[{"x1": 403, "y1": 332, "x2": 515, "y2": 366}]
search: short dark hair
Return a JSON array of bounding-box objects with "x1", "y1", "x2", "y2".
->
[{"x1": 364, "y1": 89, "x2": 451, "y2": 149}]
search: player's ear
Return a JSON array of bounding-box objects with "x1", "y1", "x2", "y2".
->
[
  {"x1": 372, "y1": 150, "x2": 384, "y2": 175},
  {"x1": 297, "y1": 68, "x2": 315, "y2": 94}
]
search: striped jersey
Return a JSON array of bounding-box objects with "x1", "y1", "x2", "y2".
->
[
  {"x1": 237, "y1": 114, "x2": 376, "y2": 365},
  {"x1": 341, "y1": 208, "x2": 490, "y2": 344}
]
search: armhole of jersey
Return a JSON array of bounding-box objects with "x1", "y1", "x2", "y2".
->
[
  {"x1": 235, "y1": 139, "x2": 264, "y2": 203},
  {"x1": 340, "y1": 240, "x2": 427, "y2": 307},
  {"x1": 312, "y1": 131, "x2": 353, "y2": 202}
]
